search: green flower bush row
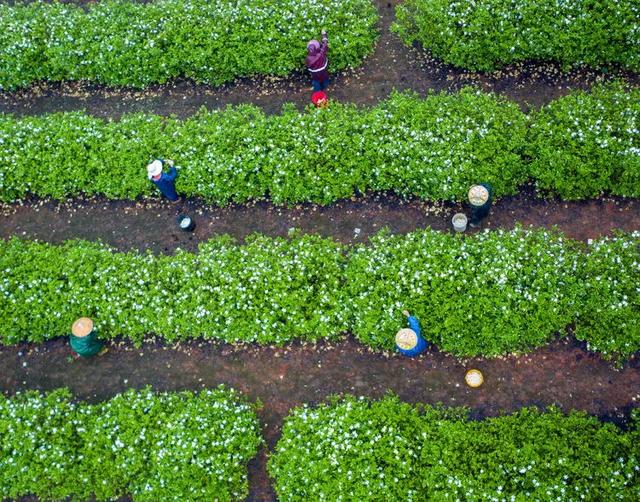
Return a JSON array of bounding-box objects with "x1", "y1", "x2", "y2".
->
[
  {"x1": 526, "y1": 84, "x2": 640, "y2": 198},
  {"x1": 1, "y1": 228, "x2": 638, "y2": 359},
  {"x1": 0, "y1": 387, "x2": 261, "y2": 501},
  {"x1": 1, "y1": 85, "x2": 638, "y2": 203},
  {"x1": 345, "y1": 227, "x2": 581, "y2": 356},
  {"x1": 269, "y1": 395, "x2": 640, "y2": 501},
  {"x1": 0, "y1": 0, "x2": 378, "y2": 90},
  {"x1": 0, "y1": 234, "x2": 348, "y2": 345},
  {"x1": 393, "y1": 0, "x2": 640, "y2": 72},
  {"x1": 3, "y1": 391, "x2": 638, "y2": 501},
  {"x1": 0, "y1": 89, "x2": 526, "y2": 203}
]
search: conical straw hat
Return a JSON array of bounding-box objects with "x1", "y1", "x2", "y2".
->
[
  {"x1": 468, "y1": 185, "x2": 489, "y2": 206},
  {"x1": 72, "y1": 317, "x2": 94, "y2": 337},
  {"x1": 465, "y1": 369, "x2": 484, "y2": 388},
  {"x1": 146, "y1": 160, "x2": 163, "y2": 179},
  {"x1": 395, "y1": 328, "x2": 418, "y2": 350}
]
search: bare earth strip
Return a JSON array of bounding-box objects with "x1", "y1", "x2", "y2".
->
[{"x1": 2, "y1": 191, "x2": 639, "y2": 254}]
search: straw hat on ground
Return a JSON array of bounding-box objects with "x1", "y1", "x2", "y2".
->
[
  {"x1": 465, "y1": 369, "x2": 484, "y2": 388},
  {"x1": 395, "y1": 328, "x2": 418, "y2": 350},
  {"x1": 468, "y1": 185, "x2": 489, "y2": 206}
]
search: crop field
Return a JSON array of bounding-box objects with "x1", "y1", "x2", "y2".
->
[{"x1": 0, "y1": 1, "x2": 639, "y2": 500}]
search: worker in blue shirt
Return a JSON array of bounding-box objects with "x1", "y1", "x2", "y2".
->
[
  {"x1": 468, "y1": 183, "x2": 493, "y2": 228},
  {"x1": 147, "y1": 158, "x2": 180, "y2": 202},
  {"x1": 395, "y1": 309, "x2": 428, "y2": 357}
]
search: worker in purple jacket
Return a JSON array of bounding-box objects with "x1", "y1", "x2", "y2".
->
[
  {"x1": 147, "y1": 159, "x2": 180, "y2": 203},
  {"x1": 306, "y1": 29, "x2": 329, "y2": 91}
]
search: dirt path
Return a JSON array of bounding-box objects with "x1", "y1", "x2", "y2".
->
[
  {"x1": 1, "y1": 337, "x2": 638, "y2": 501},
  {"x1": 2, "y1": 191, "x2": 639, "y2": 253},
  {"x1": 1, "y1": 0, "x2": 638, "y2": 118}
]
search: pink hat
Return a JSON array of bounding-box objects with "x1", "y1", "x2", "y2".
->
[{"x1": 307, "y1": 40, "x2": 320, "y2": 53}]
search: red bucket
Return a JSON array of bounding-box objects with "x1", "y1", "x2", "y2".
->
[{"x1": 311, "y1": 91, "x2": 329, "y2": 108}]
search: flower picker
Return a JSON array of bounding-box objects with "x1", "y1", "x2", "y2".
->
[
  {"x1": 306, "y1": 29, "x2": 330, "y2": 92},
  {"x1": 468, "y1": 183, "x2": 493, "y2": 228},
  {"x1": 395, "y1": 310, "x2": 428, "y2": 356},
  {"x1": 147, "y1": 158, "x2": 181, "y2": 203},
  {"x1": 69, "y1": 317, "x2": 106, "y2": 357}
]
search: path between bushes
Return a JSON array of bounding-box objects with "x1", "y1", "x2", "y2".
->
[
  {"x1": 1, "y1": 0, "x2": 638, "y2": 119},
  {"x1": 1, "y1": 337, "x2": 639, "y2": 501},
  {"x1": 2, "y1": 192, "x2": 639, "y2": 254}
]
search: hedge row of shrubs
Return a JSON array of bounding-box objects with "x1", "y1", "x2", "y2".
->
[
  {"x1": 393, "y1": 0, "x2": 640, "y2": 72},
  {"x1": 1, "y1": 85, "x2": 637, "y2": 203},
  {"x1": 269, "y1": 396, "x2": 640, "y2": 501},
  {"x1": 3, "y1": 0, "x2": 638, "y2": 90},
  {"x1": 0, "y1": 387, "x2": 261, "y2": 501},
  {"x1": 3, "y1": 391, "x2": 637, "y2": 501},
  {"x1": 1, "y1": 228, "x2": 638, "y2": 359},
  {"x1": 0, "y1": 0, "x2": 378, "y2": 90}
]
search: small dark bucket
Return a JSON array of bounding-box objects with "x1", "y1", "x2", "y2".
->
[{"x1": 177, "y1": 215, "x2": 195, "y2": 232}]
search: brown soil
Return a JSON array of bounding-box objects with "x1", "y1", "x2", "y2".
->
[
  {"x1": 0, "y1": 0, "x2": 638, "y2": 118},
  {"x1": 2, "y1": 191, "x2": 639, "y2": 253},
  {"x1": 1, "y1": 337, "x2": 638, "y2": 501}
]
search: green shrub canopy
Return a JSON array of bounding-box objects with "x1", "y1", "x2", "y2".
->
[
  {"x1": 1, "y1": 228, "x2": 638, "y2": 360},
  {"x1": 527, "y1": 84, "x2": 640, "y2": 199},
  {"x1": 0, "y1": 0, "x2": 378, "y2": 90},
  {"x1": 0, "y1": 89, "x2": 527, "y2": 203},
  {"x1": 1, "y1": 85, "x2": 638, "y2": 204},
  {"x1": 575, "y1": 234, "x2": 640, "y2": 356},
  {"x1": 0, "y1": 233, "x2": 348, "y2": 345},
  {"x1": 393, "y1": 0, "x2": 640, "y2": 72},
  {"x1": 269, "y1": 396, "x2": 640, "y2": 501},
  {"x1": 344, "y1": 227, "x2": 581, "y2": 355},
  {"x1": 0, "y1": 387, "x2": 261, "y2": 501}
]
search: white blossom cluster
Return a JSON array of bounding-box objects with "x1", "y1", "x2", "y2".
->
[
  {"x1": 1, "y1": 86, "x2": 635, "y2": 205},
  {"x1": 393, "y1": 0, "x2": 640, "y2": 71},
  {"x1": 575, "y1": 231, "x2": 640, "y2": 358},
  {"x1": 0, "y1": 234, "x2": 347, "y2": 345},
  {"x1": 529, "y1": 84, "x2": 640, "y2": 199},
  {"x1": 0, "y1": 387, "x2": 261, "y2": 500},
  {"x1": 270, "y1": 397, "x2": 640, "y2": 501},
  {"x1": 345, "y1": 226, "x2": 581, "y2": 356},
  {"x1": 0, "y1": 90, "x2": 526, "y2": 204},
  {"x1": 0, "y1": 0, "x2": 378, "y2": 90},
  {"x1": 1, "y1": 227, "x2": 638, "y2": 358}
]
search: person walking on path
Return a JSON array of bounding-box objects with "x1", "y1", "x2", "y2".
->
[
  {"x1": 396, "y1": 309, "x2": 428, "y2": 357},
  {"x1": 306, "y1": 30, "x2": 330, "y2": 91},
  {"x1": 468, "y1": 183, "x2": 493, "y2": 228},
  {"x1": 147, "y1": 159, "x2": 181, "y2": 203}
]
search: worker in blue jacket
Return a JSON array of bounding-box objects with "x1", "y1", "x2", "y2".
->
[
  {"x1": 147, "y1": 158, "x2": 180, "y2": 202},
  {"x1": 395, "y1": 309, "x2": 428, "y2": 357}
]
